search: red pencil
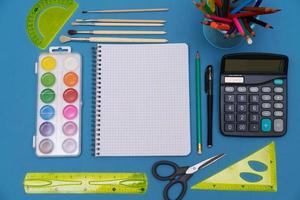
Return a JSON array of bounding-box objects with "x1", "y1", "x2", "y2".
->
[
  {"x1": 215, "y1": 0, "x2": 223, "y2": 8},
  {"x1": 205, "y1": 14, "x2": 233, "y2": 23},
  {"x1": 229, "y1": 11, "x2": 276, "y2": 18}
]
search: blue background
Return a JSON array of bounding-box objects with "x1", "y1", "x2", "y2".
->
[{"x1": 0, "y1": 0, "x2": 299, "y2": 199}]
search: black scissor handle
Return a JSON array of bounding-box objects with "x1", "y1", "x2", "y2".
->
[
  {"x1": 163, "y1": 179, "x2": 187, "y2": 200},
  {"x1": 152, "y1": 160, "x2": 180, "y2": 181}
]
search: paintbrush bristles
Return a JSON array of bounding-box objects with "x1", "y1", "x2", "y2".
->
[{"x1": 59, "y1": 35, "x2": 71, "y2": 43}]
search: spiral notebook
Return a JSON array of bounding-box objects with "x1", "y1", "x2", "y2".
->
[{"x1": 93, "y1": 44, "x2": 190, "y2": 156}]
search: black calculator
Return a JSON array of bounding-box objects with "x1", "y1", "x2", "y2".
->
[{"x1": 220, "y1": 53, "x2": 288, "y2": 137}]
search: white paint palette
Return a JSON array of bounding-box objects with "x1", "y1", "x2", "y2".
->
[{"x1": 34, "y1": 46, "x2": 81, "y2": 157}]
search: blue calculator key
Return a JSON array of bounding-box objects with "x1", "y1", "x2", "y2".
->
[
  {"x1": 274, "y1": 79, "x2": 283, "y2": 85},
  {"x1": 261, "y1": 118, "x2": 272, "y2": 132}
]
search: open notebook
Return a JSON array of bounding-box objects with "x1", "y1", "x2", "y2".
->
[{"x1": 93, "y1": 44, "x2": 190, "y2": 156}]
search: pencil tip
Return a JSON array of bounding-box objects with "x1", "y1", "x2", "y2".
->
[{"x1": 82, "y1": 11, "x2": 87, "y2": 13}]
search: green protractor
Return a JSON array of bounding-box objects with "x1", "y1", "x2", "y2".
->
[{"x1": 26, "y1": 0, "x2": 78, "y2": 49}]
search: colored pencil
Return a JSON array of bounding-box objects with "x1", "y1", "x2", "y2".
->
[
  {"x1": 195, "y1": 51, "x2": 202, "y2": 154},
  {"x1": 193, "y1": 1, "x2": 207, "y2": 14},
  {"x1": 207, "y1": 0, "x2": 216, "y2": 13},
  {"x1": 242, "y1": 7, "x2": 281, "y2": 12},
  {"x1": 203, "y1": 1, "x2": 214, "y2": 14},
  {"x1": 233, "y1": 17, "x2": 245, "y2": 36},
  {"x1": 210, "y1": 22, "x2": 231, "y2": 31},
  {"x1": 254, "y1": 0, "x2": 263, "y2": 7},
  {"x1": 247, "y1": 17, "x2": 273, "y2": 29},
  {"x1": 230, "y1": 0, "x2": 253, "y2": 14},
  {"x1": 229, "y1": 10, "x2": 277, "y2": 18},
  {"x1": 222, "y1": 0, "x2": 230, "y2": 17},
  {"x1": 224, "y1": 26, "x2": 236, "y2": 38},
  {"x1": 205, "y1": 14, "x2": 233, "y2": 23},
  {"x1": 242, "y1": 18, "x2": 255, "y2": 36},
  {"x1": 215, "y1": 0, "x2": 223, "y2": 8}
]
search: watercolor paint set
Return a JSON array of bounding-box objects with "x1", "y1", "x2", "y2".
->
[{"x1": 33, "y1": 46, "x2": 82, "y2": 157}]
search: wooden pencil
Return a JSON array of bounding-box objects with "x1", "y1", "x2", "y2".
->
[{"x1": 247, "y1": 17, "x2": 273, "y2": 29}]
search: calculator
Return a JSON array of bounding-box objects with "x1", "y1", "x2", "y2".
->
[{"x1": 220, "y1": 53, "x2": 288, "y2": 137}]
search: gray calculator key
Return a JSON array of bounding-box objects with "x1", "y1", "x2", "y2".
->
[
  {"x1": 250, "y1": 105, "x2": 259, "y2": 113},
  {"x1": 237, "y1": 104, "x2": 247, "y2": 112},
  {"x1": 274, "y1": 103, "x2": 283, "y2": 109},
  {"x1": 237, "y1": 87, "x2": 247, "y2": 93},
  {"x1": 262, "y1": 111, "x2": 271, "y2": 117},
  {"x1": 262, "y1": 103, "x2": 271, "y2": 109},
  {"x1": 225, "y1": 87, "x2": 235, "y2": 92},
  {"x1": 237, "y1": 124, "x2": 247, "y2": 132},
  {"x1": 225, "y1": 104, "x2": 235, "y2": 112},
  {"x1": 250, "y1": 114, "x2": 259, "y2": 122},
  {"x1": 225, "y1": 95, "x2": 235, "y2": 102},
  {"x1": 274, "y1": 111, "x2": 283, "y2": 117},
  {"x1": 274, "y1": 95, "x2": 283, "y2": 101},
  {"x1": 237, "y1": 114, "x2": 247, "y2": 122},
  {"x1": 225, "y1": 114, "x2": 235, "y2": 122},
  {"x1": 274, "y1": 87, "x2": 283, "y2": 93},
  {"x1": 249, "y1": 124, "x2": 259, "y2": 132},
  {"x1": 237, "y1": 95, "x2": 247, "y2": 102},
  {"x1": 262, "y1": 87, "x2": 271, "y2": 93},
  {"x1": 274, "y1": 119, "x2": 284, "y2": 132},
  {"x1": 249, "y1": 87, "x2": 259, "y2": 93},
  {"x1": 262, "y1": 95, "x2": 271, "y2": 101},
  {"x1": 225, "y1": 124, "x2": 235, "y2": 132},
  {"x1": 250, "y1": 95, "x2": 259, "y2": 103}
]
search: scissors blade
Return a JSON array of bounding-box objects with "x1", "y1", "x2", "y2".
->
[{"x1": 186, "y1": 154, "x2": 225, "y2": 174}]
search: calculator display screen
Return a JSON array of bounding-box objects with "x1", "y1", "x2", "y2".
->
[{"x1": 224, "y1": 59, "x2": 286, "y2": 74}]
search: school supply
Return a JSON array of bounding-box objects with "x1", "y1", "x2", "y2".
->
[
  {"x1": 195, "y1": 52, "x2": 202, "y2": 154},
  {"x1": 75, "y1": 19, "x2": 166, "y2": 23},
  {"x1": 220, "y1": 53, "x2": 288, "y2": 136},
  {"x1": 68, "y1": 30, "x2": 167, "y2": 35},
  {"x1": 152, "y1": 154, "x2": 225, "y2": 200},
  {"x1": 24, "y1": 172, "x2": 147, "y2": 194},
  {"x1": 193, "y1": 0, "x2": 281, "y2": 45},
  {"x1": 205, "y1": 65, "x2": 213, "y2": 147},
  {"x1": 192, "y1": 142, "x2": 277, "y2": 192},
  {"x1": 71, "y1": 22, "x2": 164, "y2": 27},
  {"x1": 93, "y1": 44, "x2": 190, "y2": 156},
  {"x1": 26, "y1": 0, "x2": 78, "y2": 49},
  {"x1": 82, "y1": 8, "x2": 169, "y2": 13},
  {"x1": 248, "y1": 16, "x2": 273, "y2": 29},
  {"x1": 59, "y1": 35, "x2": 168, "y2": 43},
  {"x1": 34, "y1": 46, "x2": 81, "y2": 157}
]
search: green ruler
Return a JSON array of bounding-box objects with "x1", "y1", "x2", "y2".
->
[
  {"x1": 24, "y1": 172, "x2": 147, "y2": 194},
  {"x1": 26, "y1": 0, "x2": 78, "y2": 49},
  {"x1": 192, "y1": 142, "x2": 277, "y2": 192}
]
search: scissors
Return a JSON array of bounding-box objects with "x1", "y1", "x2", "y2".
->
[{"x1": 152, "y1": 154, "x2": 225, "y2": 200}]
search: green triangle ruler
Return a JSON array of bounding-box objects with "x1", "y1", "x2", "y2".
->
[
  {"x1": 26, "y1": 0, "x2": 78, "y2": 49},
  {"x1": 192, "y1": 142, "x2": 277, "y2": 192}
]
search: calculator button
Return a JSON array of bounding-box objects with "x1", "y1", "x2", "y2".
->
[
  {"x1": 262, "y1": 111, "x2": 271, "y2": 117},
  {"x1": 249, "y1": 105, "x2": 259, "y2": 113},
  {"x1": 225, "y1": 114, "x2": 235, "y2": 122},
  {"x1": 225, "y1": 87, "x2": 235, "y2": 92},
  {"x1": 237, "y1": 104, "x2": 247, "y2": 113},
  {"x1": 225, "y1": 124, "x2": 235, "y2": 132},
  {"x1": 237, "y1": 95, "x2": 247, "y2": 102},
  {"x1": 274, "y1": 111, "x2": 283, "y2": 117},
  {"x1": 262, "y1": 103, "x2": 271, "y2": 109},
  {"x1": 237, "y1": 87, "x2": 247, "y2": 93},
  {"x1": 274, "y1": 79, "x2": 283, "y2": 85},
  {"x1": 249, "y1": 124, "x2": 259, "y2": 132},
  {"x1": 250, "y1": 114, "x2": 259, "y2": 122},
  {"x1": 225, "y1": 95, "x2": 235, "y2": 103},
  {"x1": 274, "y1": 119, "x2": 284, "y2": 132},
  {"x1": 274, "y1": 95, "x2": 283, "y2": 101},
  {"x1": 249, "y1": 87, "x2": 259, "y2": 93},
  {"x1": 262, "y1": 87, "x2": 271, "y2": 93},
  {"x1": 237, "y1": 124, "x2": 247, "y2": 132},
  {"x1": 274, "y1": 103, "x2": 283, "y2": 109},
  {"x1": 250, "y1": 95, "x2": 259, "y2": 103},
  {"x1": 237, "y1": 114, "x2": 247, "y2": 122},
  {"x1": 274, "y1": 87, "x2": 283, "y2": 93},
  {"x1": 262, "y1": 95, "x2": 271, "y2": 101},
  {"x1": 225, "y1": 104, "x2": 235, "y2": 112},
  {"x1": 261, "y1": 118, "x2": 272, "y2": 132}
]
